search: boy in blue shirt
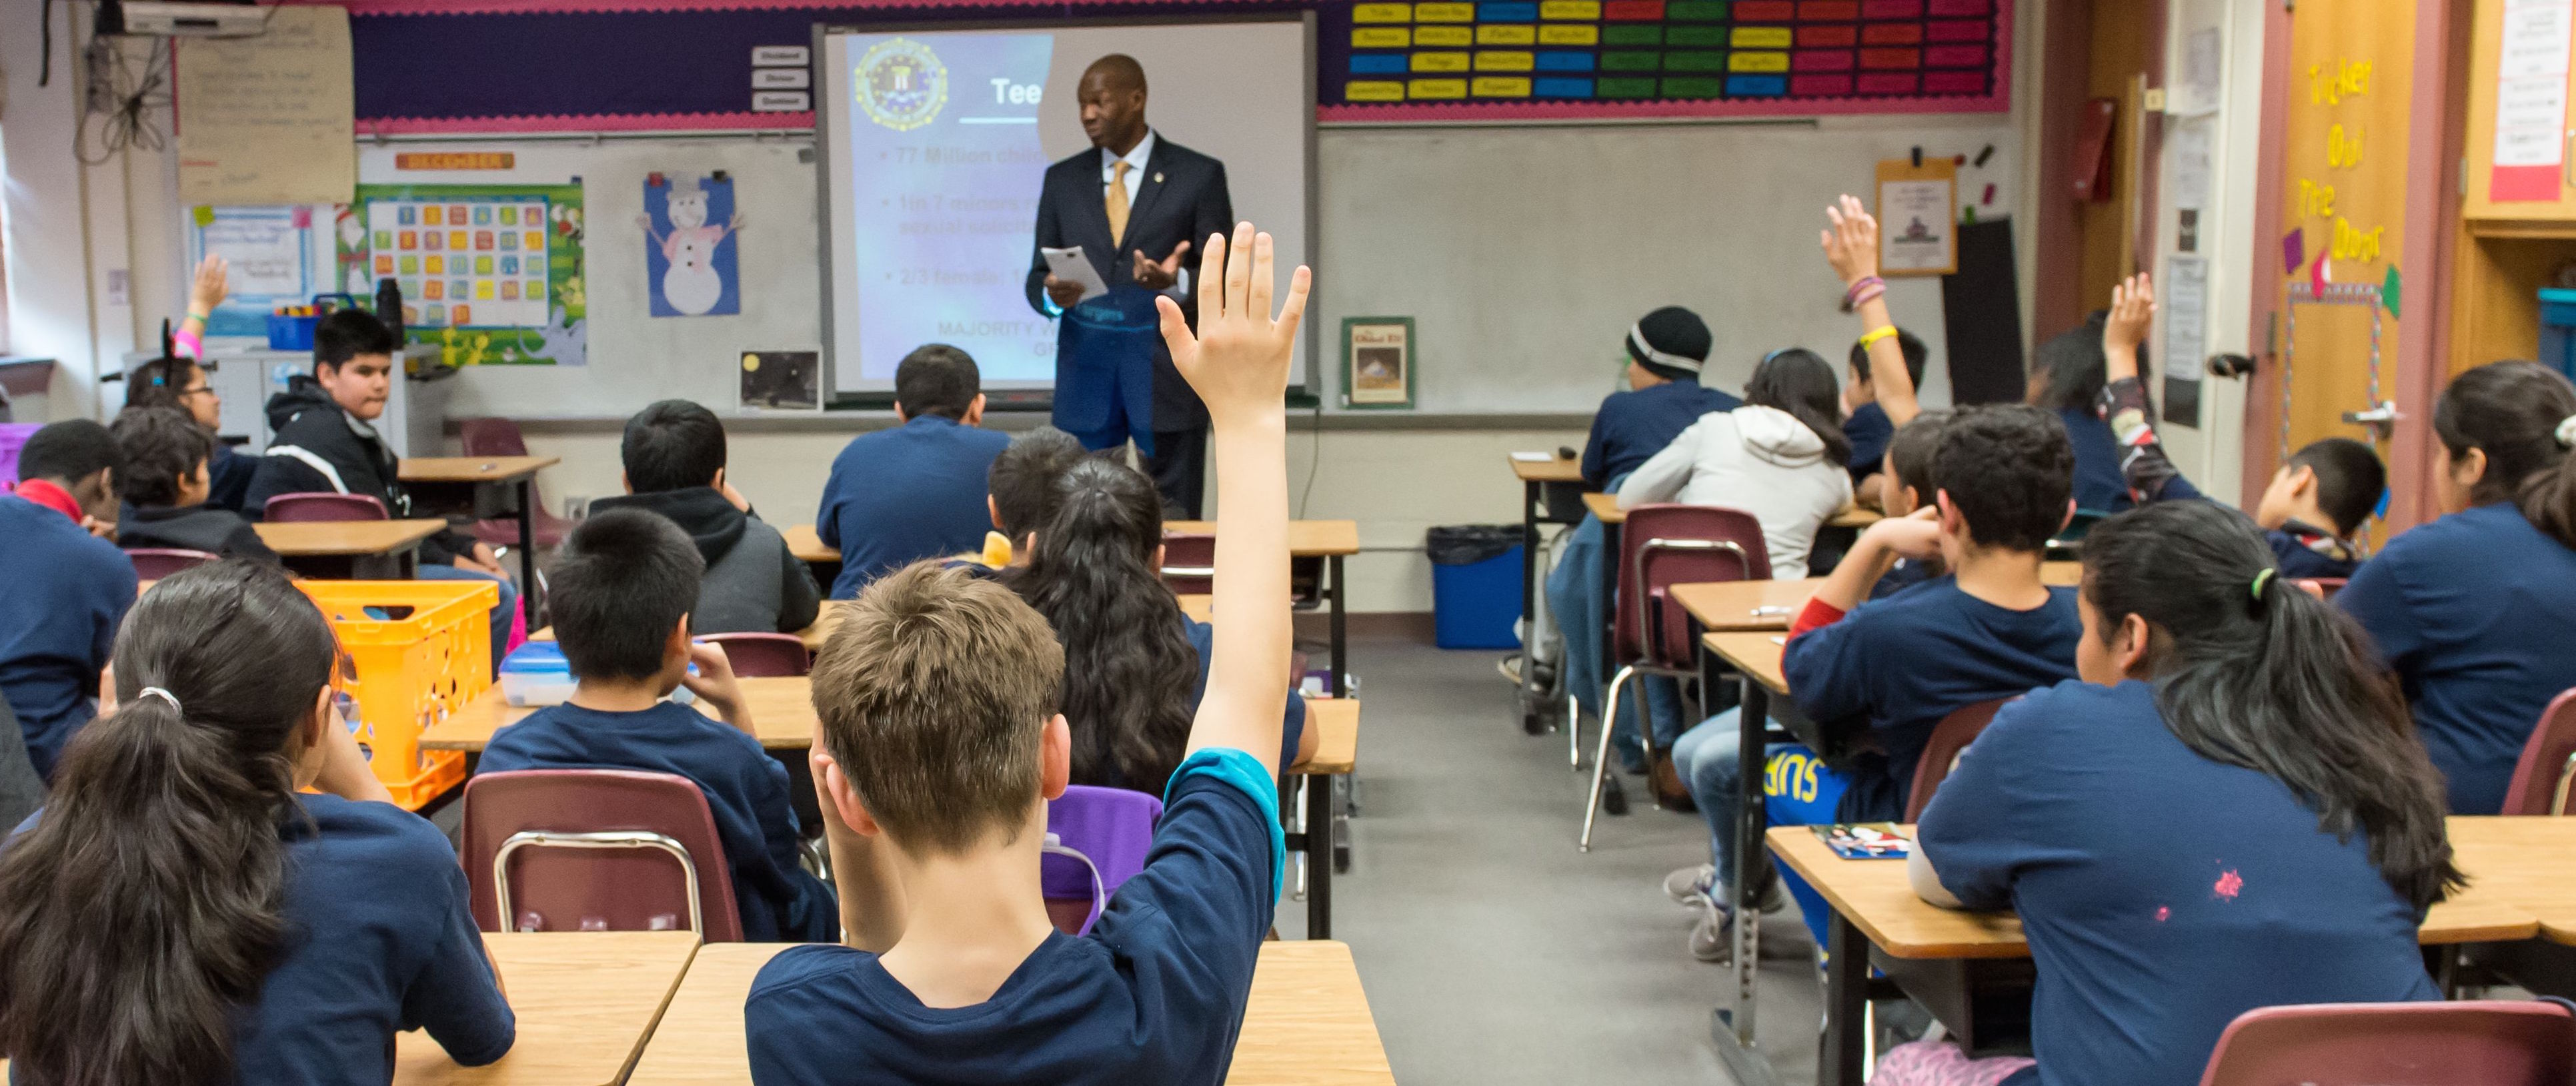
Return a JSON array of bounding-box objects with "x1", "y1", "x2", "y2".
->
[
  {"x1": 1842, "y1": 326, "x2": 1926, "y2": 498},
  {"x1": 0, "y1": 420, "x2": 137, "y2": 780},
  {"x1": 746, "y1": 223, "x2": 1304, "y2": 1084},
  {"x1": 477, "y1": 508, "x2": 836, "y2": 943},
  {"x1": 816, "y1": 344, "x2": 1014, "y2": 597}
]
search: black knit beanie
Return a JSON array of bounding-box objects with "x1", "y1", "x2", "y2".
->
[{"x1": 1626, "y1": 306, "x2": 1712, "y2": 381}]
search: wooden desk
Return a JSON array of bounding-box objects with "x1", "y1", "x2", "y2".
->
[
  {"x1": 1670, "y1": 564, "x2": 2085, "y2": 634},
  {"x1": 1162, "y1": 520, "x2": 1360, "y2": 704},
  {"x1": 1586, "y1": 492, "x2": 1882, "y2": 532},
  {"x1": 1510, "y1": 454, "x2": 1584, "y2": 485},
  {"x1": 1178, "y1": 593, "x2": 1214, "y2": 623},
  {"x1": 395, "y1": 931, "x2": 698, "y2": 1086},
  {"x1": 2450, "y1": 817, "x2": 2576, "y2": 945},
  {"x1": 1700, "y1": 631, "x2": 1788, "y2": 696},
  {"x1": 1828, "y1": 506, "x2": 1883, "y2": 528},
  {"x1": 629, "y1": 941, "x2": 1392, "y2": 1086},
  {"x1": 1768, "y1": 823, "x2": 2541, "y2": 1086},
  {"x1": 1510, "y1": 454, "x2": 1586, "y2": 734},
  {"x1": 420, "y1": 677, "x2": 820, "y2": 752},
  {"x1": 782, "y1": 523, "x2": 838, "y2": 565},
  {"x1": 398, "y1": 456, "x2": 557, "y2": 625},
  {"x1": 255, "y1": 518, "x2": 447, "y2": 578}
]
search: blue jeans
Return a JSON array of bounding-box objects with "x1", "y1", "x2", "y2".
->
[
  {"x1": 417, "y1": 563, "x2": 517, "y2": 670},
  {"x1": 1543, "y1": 500, "x2": 1684, "y2": 768},
  {"x1": 1676, "y1": 708, "x2": 1848, "y2": 943}
]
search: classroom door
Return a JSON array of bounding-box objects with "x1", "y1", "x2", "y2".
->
[{"x1": 2273, "y1": 1, "x2": 2411, "y2": 479}]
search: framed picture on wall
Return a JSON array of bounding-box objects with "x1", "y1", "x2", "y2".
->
[
  {"x1": 1875, "y1": 158, "x2": 1959, "y2": 276},
  {"x1": 1343, "y1": 317, "x2": 1414, "y2": 410}
]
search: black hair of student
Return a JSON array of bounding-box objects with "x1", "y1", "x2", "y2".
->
[
  {"x1": 125, "y1": 356, "x2": 204, "y2": 413},
  {"x1": 17, "y1": 418, "x2": 120, "y2": 485},
  {"x1": 622, "y1": 399, "x2": 728, "y2": 494},
  {"x1": 1002, "y1": 458, "x2": 1197, "y2": 794},
  {"x1": 1930, "y1": 404, "x2": 2074, "y2": 552},
  {"x1": 2433, "y1": 360, "x2": 2576, "y2": 550},
  {"x1": 1847, "y1": 327, "x2": 1928, "y2": 390},
  {"x1": 1886, "y1": 410, "x2": 1951, "y2": 501},
  {"x1": 112, "y1": 406, "x2": 216, "y2": 508},
  {"x1": 2081, "y1": 501, "x2": 2462, "y2": 909},
  {"x1": 312, "y1": 308, "x2": 398, "y2": 372},
  {"x1": 2029, "y1": 312, "x2": 2152, "y2": 413},
  {"x1": 0, "y1": 560, "x2": 339, "y2": 1086},
  {"x1": 988, "y1": 426, "x2": 1091, "y2": 541},
  {"x1": 551, "y1": 508, "x2": 706, "y2": 681},
  {"x1": 2285, "y1": 437, "x2": 2387, "y2": 538},
  {"x1": 1744, "y1": 348, "x2": 1852, "y2": 465},
  {"x1": 895, "y1": 344, "x2": 982, "y2": 421}
]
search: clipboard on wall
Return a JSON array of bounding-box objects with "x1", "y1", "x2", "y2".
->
[{"x1": 1876, "y1": 158, "x2": 1959, "y2": 277}]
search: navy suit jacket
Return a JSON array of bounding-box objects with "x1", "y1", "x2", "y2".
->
[{"x1": 1025, "y1": 135, "x2": 1231, "y2": 432}]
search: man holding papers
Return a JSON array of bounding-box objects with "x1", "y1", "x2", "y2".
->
[{"x1": 1024, "y1": 53, "x2": 1232, "y2": 517}]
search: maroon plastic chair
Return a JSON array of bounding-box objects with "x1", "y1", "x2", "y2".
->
[
  {"x1": 698, "y1": 632, "x2": 811, "y2": 678},
  {"x1": 2198, "y1": 1000, "x2": 2576, "y2": 1085},
  {"x1": 460, "y1": 769, "x2": 745, "y2": 941},
  {"x1": 1580, "y1": 503, "x2": 1770, "y2": 851},
  {"x1": 1903, "y1": 698, "x2": 2011, "y2": 823},
  {"x1": 263, "y1": 492, "x2": 389, "y2": 522},
  {"x1": 126, "y1": 548, "x2": 221, "y2": 580},
  {"x1": 2501, "y1": 688, "x2": 2576, "y2": 815},
  {"x1": 1160, "y1": 531, "x2": 1216, "y2": 596},
  {"x1": 459, "y1": 418, "x2": 572, "y2": 550}
]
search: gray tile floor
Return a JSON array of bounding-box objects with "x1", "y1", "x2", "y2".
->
[{"x1": 1276, "y1": 636, "x2": 1829, "y2": 1085}]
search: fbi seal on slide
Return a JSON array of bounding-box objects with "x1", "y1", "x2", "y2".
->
[{"x1": 856, "y1": 39, "x2": 948, "y2": 132}]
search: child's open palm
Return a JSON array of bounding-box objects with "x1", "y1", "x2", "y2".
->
[
  {"x1": 2103, "y1": 272, "x2": 2155, "y2": 364},
  {"x1": 1820, "y1": 194, "x2": 1880, "y2": 286},
  {"x1": 1158, "y1": 221, "x2": 1310, "y2": 426}
]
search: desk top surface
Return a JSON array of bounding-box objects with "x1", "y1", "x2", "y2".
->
[
  {"x1": 395, "y1": 931, "x2": 698, "y2": 1086},
  {"x1": 1163, "y1": 520, "x2": 1362, "y2": 556},
  {"x1": 399, "y1": 456, "x2": 558, "y2": 483},
  {"x1": 254, "y1": 518, "x2": 447, "y2": 556},
  {"x1": 1671, "y1": 564, "x2": 2083, "y2": 632},
  {"x1": 1701, "y1": 631, "x2": 1790, "y2": 695},
  {"x1": 1584, "y1": 492, "x2": 1876, "y2": 530},
  {"x1": 629, "y1": 940, "x2": 1392, "y2": 1086},
  {"x1": 2449, "y1": 817, "x2": 2576, "y2": 945},
  {"x1": 1510, "y1": 455, "x2": 1585, "y2": 483},
  {"x1": 782, "y1": 524, "x2": 838, "y2": 564},
  {"x1": 1767, "y1": 824, "x2": 2541, "y2": 960}
]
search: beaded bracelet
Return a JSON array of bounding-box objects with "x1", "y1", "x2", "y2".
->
[{"x1": 1840, "y1": 276, "x2": 1885, "y2": 313}]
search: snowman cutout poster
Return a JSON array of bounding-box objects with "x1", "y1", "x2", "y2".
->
[{"x1": 640, "y1": 172, "x2": 742, "y2": 318}]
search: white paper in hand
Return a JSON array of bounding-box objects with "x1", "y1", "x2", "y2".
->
[{"x1": 1041, "y1": 246, "x2": 1112, "y2": 306}]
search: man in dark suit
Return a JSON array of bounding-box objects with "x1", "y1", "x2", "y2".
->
[{"x1": 1024, "y1": 53, "x2": 1232, "y2": 518}]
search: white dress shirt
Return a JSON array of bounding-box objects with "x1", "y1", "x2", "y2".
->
[{"x1": 1097, "y1": 129, "x2": 1187, "y2": 295}]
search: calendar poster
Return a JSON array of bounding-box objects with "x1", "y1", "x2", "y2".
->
[{"x1": 343, "y1": 183, "x2": 587, "y2": 367}]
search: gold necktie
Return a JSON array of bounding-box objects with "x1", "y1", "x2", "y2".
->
[{"x1": 1106, "y1": 160, "x2": 1132, "y2": 246}]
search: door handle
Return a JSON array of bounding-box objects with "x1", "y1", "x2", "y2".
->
[{"x1": 2343, "y1": 401, "x2": 2399, "y2": 436}]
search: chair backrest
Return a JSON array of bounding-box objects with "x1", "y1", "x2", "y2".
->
[
  {"x1": 458, "y1": 417, "x2": 533, "y2": 458},
  {"x1": 460, "y1": 769, "x2": 746, "y2": 941},
  {"x1": 1904, "y1": 698, "x2": 2011, "y2": 822},
  {"x1": 698, "y1": 632, "x2": 811, "y2": 677},
  {"x1": 125, "y1": 548, "x2": 221, "y2": 579},
  {"x1": 1160, "y1": 532, "x2": 1216, "y2": 596},
  {"x1": 263, "y1": 491, "x2": 389, "y2": 522},
  {"x1": 2048, "y1": 508, "x2": 2113, "y2": 552},
  {"x1": 1617, "y1": 504, "x2": 1772, "y2": 669},
  {"x1": 2296, "y1": 577, "x2": 2349, "y2": 599},
  {"x1": 1042, "y1": 784, "x2": 1164, "y2": 935},
  {"x1": 2501, "y1": 688, "x2": 2576, "y2": 816},
  {"x1": 2198, "y1": 1000, "x2": 2576, "y2": 1086}
]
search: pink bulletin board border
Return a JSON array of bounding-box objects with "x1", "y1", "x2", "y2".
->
[
  {"x1": 359, "y1": 111, "x2": 814, "y2": 134},
  {"x1": 333, "y1": 0, "x2": 1300, "y2": 13}
]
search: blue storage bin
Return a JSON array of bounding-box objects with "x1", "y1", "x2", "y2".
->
[
  {"x1": 2541, "y1": 288, "x2": 2576, "y2": 384},
  {"x1": 1430, "y1": 542, "x2": 1524, "y2": 650}
]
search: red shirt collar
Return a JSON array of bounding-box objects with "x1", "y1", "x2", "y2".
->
[{"x1": 13, "y1": 478, "x2": 85, "y2": 522}]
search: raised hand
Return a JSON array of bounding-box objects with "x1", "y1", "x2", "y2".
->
[
  {"x1": 1820, "y1": 193, "x2": 1880, "y2": 287},
  {"x1": 2102, "y1": 272, "x2": 2155, "y2": 381},
  {"x1": 189, "y1": 254, "x2": 231, "y2": 317},
  {"x1": 1156, "y1": 221, "x2": 1310, "y2": 428}
]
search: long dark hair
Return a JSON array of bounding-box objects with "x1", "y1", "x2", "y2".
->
[
  {"x1": 0, "y1": 561, "x2": 339, "y2": 1086},
  {"x1": 2029, "y1": 312, "x2": 2152, "y2": 413},
  {"x1": 2433, "y1": 360, "x2": 2576, "y2": 549},
  {"x1": 1003, "y1": 459, "x2": 1197, "y2": 794},
  {"x1": 1744, "y1": 348, "x2": 1851, "y2": 465},
  {"x1": 123, "y1": 356, "x2": 203, "y2": 414},
  {"x1": 2082, "y1": 502, "x2": 2461, "y2": 910}
]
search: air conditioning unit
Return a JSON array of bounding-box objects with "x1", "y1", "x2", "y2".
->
[{"x1": 98, "y1": 1, "x2": 268, "y2": 37}]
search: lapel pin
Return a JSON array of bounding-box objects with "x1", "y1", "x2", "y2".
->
[{"x1": 1153, "y1": 171, "x2": 1164, "y2": 184}]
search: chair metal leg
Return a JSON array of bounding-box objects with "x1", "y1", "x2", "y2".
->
[{"x1": 1580, "y1": 665, "x2": 1638, "y2": 851}]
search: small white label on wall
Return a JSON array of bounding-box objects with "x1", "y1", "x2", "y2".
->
[
  {"x1": 752, "y1": 45, "x2": 809, "y2": 67},
  {"x1": 753, "y1": 67, "x2": 811, "y2": 89},
  {"x1": 752, "y1": 91, "x2": 812, "y2": 113}
]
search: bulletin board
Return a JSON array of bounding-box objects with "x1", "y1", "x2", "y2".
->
[{"x1": 339, "y1": 183, "x2": 589, "y2": 367}]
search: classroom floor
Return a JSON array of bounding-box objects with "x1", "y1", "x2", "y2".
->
[{"x1": 1288, "y1": 634, "x2": 1828, "y2": 1086}]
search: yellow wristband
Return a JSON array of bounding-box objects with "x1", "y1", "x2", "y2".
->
[{"x1": 1857, "y1": 326, "x2": 1900, "y2": 349}]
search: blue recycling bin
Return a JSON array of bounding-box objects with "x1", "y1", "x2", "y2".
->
[
  {"x1": 1428, "y1": 524, "x2": 1525, "y2": 650},
  {"x1": 2543, "y1": 288, "x2": 2576, "y2": 384}
]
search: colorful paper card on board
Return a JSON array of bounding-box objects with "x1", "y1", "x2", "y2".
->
[{"x1": 642, "y1": 172, "x2": 743, "y2": 318}]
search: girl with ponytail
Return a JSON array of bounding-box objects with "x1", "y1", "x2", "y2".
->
[
  {"x1": 0, "y1": 561, "x2": 513, "y2": 1085},
  {"x1": 1884, "y1": 501, "x2": 2457, "y2": 1086},
  {"x1": 1005, "y1": 458, "x2": 1310, "y2": 796},
  {"x1": 2339, "y1": 360, "x2": 2576, "y2": 814}
]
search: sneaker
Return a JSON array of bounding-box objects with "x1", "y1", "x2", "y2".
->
[
  {"x1": 1689, "y1": 896, "x2": 1734, "y2": 963},
  {"x1": 1664, "y1": 863, "x2": 1715, "y2": 907},
  {"x1": 1496, "y1": 654, "x2": 1524, "y2": 686}
]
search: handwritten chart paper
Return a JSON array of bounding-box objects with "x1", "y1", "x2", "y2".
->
[
  {"x1": 2491, "y1": 0, "x2": 2573, "y2": 201},
  {"x1": 177, "y1": 7, "x2": 355, "y2": 206}
]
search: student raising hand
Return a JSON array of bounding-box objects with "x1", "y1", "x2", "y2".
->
[
  {"x1": 2102, "y1": 272, "x2": 2155, "y2": 383},
  {"x1": 1157, "y1": 222, "x2": 1310, "y2": 428},
  {"x1": 1820, "y1": 195, "x2": 1920, "y2": 427}
]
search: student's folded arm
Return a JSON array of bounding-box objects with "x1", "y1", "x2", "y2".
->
[
  {"x1": 814, "y1": 482, "x2": 843, "y2": 550},
  {"x1": 1779, "y1": 619, "x2": 1878, "y2": 726},
  {"x1": 1908, "y1": 846, "x2": 1965, "y2": 909},
  {"x1": 1615, "y1": 427, "x2": 1694, "y2": 509},
  {"x1": 2335, "y1": 560, "x2": 2425, "y2": 675},
  {"x1": 1579, "y1": 418, "x2": 1612, "y2": 492},
  {"x1": 407, "y1": 864, "x2": 517, "y2": 1067},
  {"x1": 778, "y1": 540, "x2": 823, "y2": 633}
]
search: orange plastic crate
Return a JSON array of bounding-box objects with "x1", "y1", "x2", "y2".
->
[{"x1": 297, "y1": 580, "x2": 495, "y2": 809}]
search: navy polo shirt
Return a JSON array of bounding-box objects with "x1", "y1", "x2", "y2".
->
[
  {"x1": 2269, "y1": 522, "x2": 2362, "y2": 581},
  {"x1": 478, "y1": 700, "x2": 838, "y2": 942},
  {"x1": 817, "y1": 415, "x2": 1012, "y2": 598},
  {"x1": 1581, "y1": 379, "x2": 1740, "y2": 490},
  {"x1": 1844, "y1": 401, "x2": 1894, "y2": 483},
  {"x1": 1781, "y1": 577, "x2": 2081, "y2": 815},
  {"x1": 744, "y1": 748, "x2": 1282, "y2": 1086},
  {"x1": 1920, "y1": 680, "x2": 2439, "y2": 1086},
  {"x1": 0, "y1": 495, "x2": 137, "y2": 780},
  {"x1": 2340, "y1": 502, "x2": 2576, "y2": 813}
]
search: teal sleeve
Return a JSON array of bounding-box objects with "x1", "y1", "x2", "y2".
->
[{"x1": 1163, "y1": 746, "x2": 1286, "y2": 900}]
